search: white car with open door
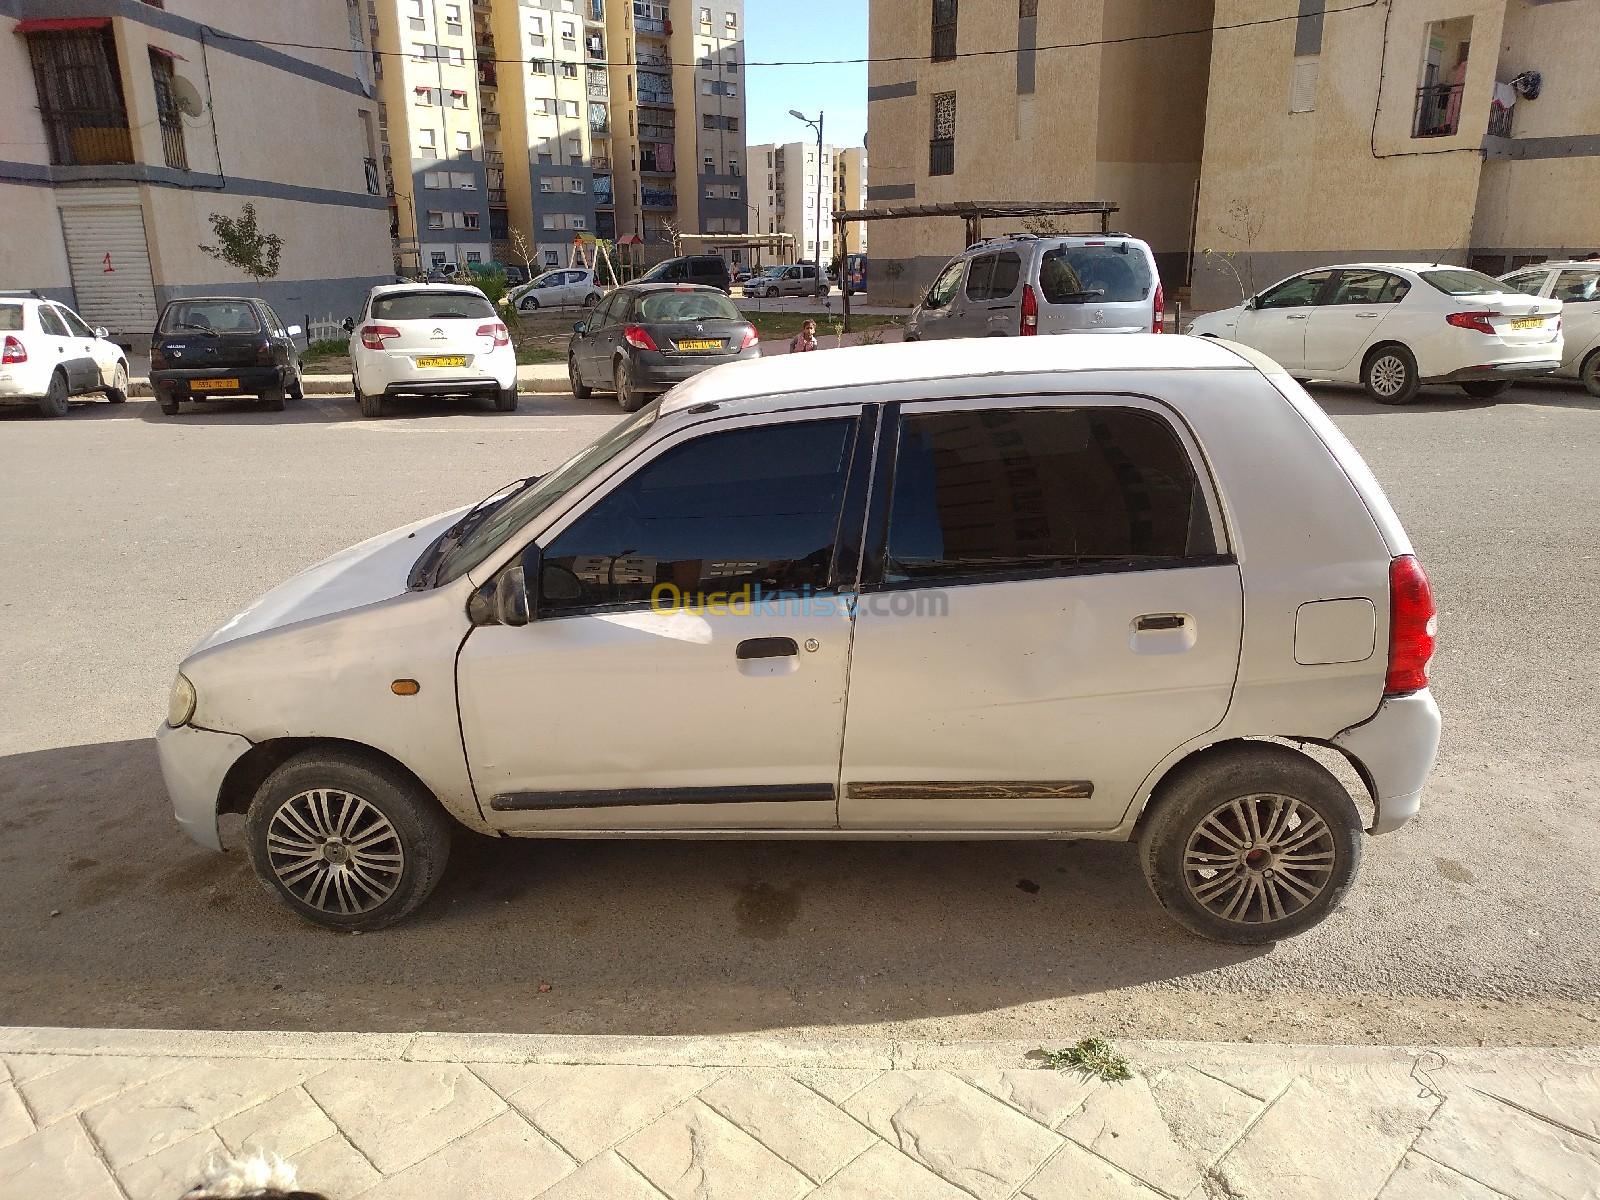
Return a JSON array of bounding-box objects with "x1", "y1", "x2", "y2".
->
[
  {"x1": 346, "y1": 282, "x2": 517, "y2": 418},
  {"x1": 0, "y1": 294, "x2": 129, "y2": 417},
  {"x1": 1500, "y1": 260, "x2": 1600, "y2": 396},
  {"x1": 1189, "y1": 264, "x2": 1562, "y2": 403},
  {"x1": 157, "y1": 336, "x2": 1440, "y2": 944}
]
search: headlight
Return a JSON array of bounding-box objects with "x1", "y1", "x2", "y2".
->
[{"x1": 167, "y1": 672, "x2": 197, "y2": 728}]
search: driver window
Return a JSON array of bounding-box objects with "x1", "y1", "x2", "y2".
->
[
  {"x1": 1500, "y1": 270, "x2": 1548, "y2": 297},
  {"x1": 55, "y1": 305, "x2": 96, "y2": 338},
  {"x1": 927, "y1": 260, "x2": 966, "y2": 308},
  {"x1": 1256, "y1": 271, "x2": 1334, "y2": 309},
  {"x1": 540, "y1": 418, "x2": 857, "y2": 616}
]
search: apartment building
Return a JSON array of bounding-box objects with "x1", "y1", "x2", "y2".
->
[
  {"x1": 834, "y1": 144, "x2": 868, "y2": 257},
  {"x1": 1, "y1": 0, "x2": 392, "y2": 337},
  {"x1": 748, "y1": 141, "x2": 853, "y2": 265},
  {"x1": 1191, "y1": 0, "x2": 1600, "y2": 309},
  {"x1": 864, "y1": 0, "x2": 1214, "y2": 300},
  {"x1": 370, "y1": 0, "x2": 747, "y2": 275}
]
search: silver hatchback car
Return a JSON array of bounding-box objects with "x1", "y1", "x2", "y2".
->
[{"x1": 907, "y1": 234, "x2": 1164, "y2": 340}]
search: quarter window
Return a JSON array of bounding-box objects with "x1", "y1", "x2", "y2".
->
[
  {"x1": 1553, "y1": 270, "x2": 1600, "y2": 303},
  {"x1": 964, "y1": 251, "x2": 1021, "y2": 301},
  {"x1": 540, "y1": 419, "x2": 857, "y2": 614},
  {"x1": 884, "y1": 407, "x2": 1215, "y2": 586}
]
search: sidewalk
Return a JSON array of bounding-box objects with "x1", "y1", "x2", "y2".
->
[{"x1": 1, "y1": 1028, "x2": 1595, "y2": 1199}]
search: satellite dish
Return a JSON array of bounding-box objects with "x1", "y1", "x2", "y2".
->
[{"x1": 171, "y1": 75, "x2": 204, "y2": 118}]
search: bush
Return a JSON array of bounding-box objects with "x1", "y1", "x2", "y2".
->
[
  {"x1": 468, "y1": 264, "x2": 508, "y2": 308},
  {"x1": 305, "y1": 338, "x2": 346, "y2": 359}
]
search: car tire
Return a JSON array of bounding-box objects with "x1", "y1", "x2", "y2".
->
[
  {"x1": 245, "y1": 749, "x2": 451, "y2": 932},
  {"x1": 1138, "y1": 744, "x2": 1363, "y2": 945},
  {"x1": 1459, "y1": 380, "x2": 1509, "y2": 399},
  {"x1": 1581, "y1": 349, "x2": 1600, "y2": 399},
  {"x1": 583, "y1": 292, "x2": 600, "y2": 307},
  {"x1": 569, "y1": 353, "x2": 592, "y2": 398},
  {"x1": 495, "y1": 385, "x2": 518, "y2": 412},
  {"x1": 158, "y1": 392, "x2": 181, "y2": 416},
  {"x1": 37, "y1": 370, "x2": 70, "y2": 418},
  {"x1": 287, "y1": 369, "x2": 304, "y2": 400},
  {"x1": 105, "y1": 362, "x2": 128, "y2": 403},
  {"x1": 615, "y1": 357, "x2": 645, "y2": 413},
  {"x1": 1362, "y1": 344, "x2": 1421, "y2": 405},
  {"x1": 356, "y1": 378, "x2": 384, "y2": 418},
  {"x1": 259, "y1": 384, "x2": 287, "y2": 412},
  {"x1": 522, "y1": 296, "x2": 540, "y2": 311}
]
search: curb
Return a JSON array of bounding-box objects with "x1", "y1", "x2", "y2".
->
[{"x1": 128, "y1": 372, "x2": 571, "y2": 399}]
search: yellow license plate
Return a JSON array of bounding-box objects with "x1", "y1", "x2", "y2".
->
[
  {"x1": 677, "y1": 339, "x2": 723, "y2": 352},
  {"x1": 190, "y1": 378, "x2": 238, "y2": 390},
  {"x1": 417, "y1": 355, "x2": 468, "y2": 368},
  {"x1": 1511, "y1": 317, "x2": 1545, "y2": 331}
]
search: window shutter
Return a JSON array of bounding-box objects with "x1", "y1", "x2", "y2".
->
[{"x1": 1289, "y1": 58, "x2": 1319, "y2": 113}]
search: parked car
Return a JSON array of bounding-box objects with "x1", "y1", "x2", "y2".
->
[
  {"x1": 1500, "y1": 260, "x2": 1600, "y2": 396},
  {"x1": 0, "y1": 293, "x2": 129, "y2": 417},
  {"x1": 906, "y1": 234, "x2": 1163, "y2": 341},
  {"x1": 158, "y1": 334, "x2": 1440, "y2": 942},
  {"x1": 502, "y1": 264, "x2": 532, "y2": 287},
  {"x1": 149, "y1": 297, "x2": 304, "y2": 415},
  {"x1": 636, "y1": 254, "x2": 733, "y2": 293},
  {"x1": 509, "y1": 267, "x2": 604, "y2": 312},
  {"x1": 742, "y1": 263, "x2": 826, "y2": 299},
  {"x1": 345, "y1": 282, "x2": 516, "y2": 418},
  {"x1": 1189, "y1": 264, "x2": 1563, "y2": 403},
  {"x1": 568, "y1": 283, "x2": 760, "y2": 411}
]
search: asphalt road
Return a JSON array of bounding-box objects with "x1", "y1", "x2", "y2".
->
[{"x1": 1, "y1": 380, "x2": 1596, "y2": 1047}]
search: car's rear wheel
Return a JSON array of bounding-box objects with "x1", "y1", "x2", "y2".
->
[
  {"x1": 259, "y1": 384, "x2": 286, "y2": 412},
  {"x1": 1459, "y1": 380, "x2": 1509, "y2": 399},
  {"x1": 615, "y1": 357, "x2": 645, "y2": 412},
  {"x1": 356, "y1": 377, "x2": 384, "y2": 418},
  {"x1": 286, "y1": 369, "x2": 304, "y2": 400},
  {"x1": 38, "y1": 370, "x2": 69, "y2": 418},
  {"x1": 1581, "y1": 349, "x2": 1600, "y2": 398},
  {"x1": 569, "y1": 353, "x2": 592, "y2": 398},
  {"x1": 494, "y1": 385, "x2": 518, "y2": 412},
  {"x1": 105, "y1": 363, "x2": 128, "y2": 403},
  {"x1": 1138, "y1": 745, "x2": 1363, "y2": 944},
  {"x1": 158, "y1": 391, "x2": 180, "y2": 416},
  {"x1": 1362, "y1": 344, "x2": 1421, "y2": 405},
  {"x1": 246, "y1": 750, "x2": 451, "y2": 932},
  {"x1": 583, "y1": 292, "x2": 600, "y2": 307}
]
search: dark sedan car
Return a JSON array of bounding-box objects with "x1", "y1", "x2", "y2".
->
[
  {"x1": 568, "y1": 284, "x2": 760, "y2": 411},
  {"x1": 149, "y1": 297, "x2": 304, "y2": 415}
]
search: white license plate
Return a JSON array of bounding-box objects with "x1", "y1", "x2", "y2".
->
[{"x1": 1510, "y1": 317, "x2": 1546, "y2": 332}]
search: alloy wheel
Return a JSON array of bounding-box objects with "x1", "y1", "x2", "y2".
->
[
  {"x1": 1369, "y1": 354, "x2": 1408, "y2": 398},
  {"x1": 1181, "y1": 793, "x2": 1336, "y2": 925},
  {"x1": 264, "y1": 789, "x2": 405, "y2": 915}
]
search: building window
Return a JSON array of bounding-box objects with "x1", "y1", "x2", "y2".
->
[
  {"x1": 724, "y1": 10, "x2": 737, "y2": 32},
  {"x1": 451, "y1": 90, "x2": 469, "y2": 108},
  {"x1": 1289, "y1": 58, "x2": 1318, "y2": 113},
  {"x1": 532, "y1": 58, "x2": 549, "y2": 74},
  {"x1": 930, "y1": 91, "x2": 955, "y2": 174},
  {"x1": 932, "y1": 0, "x2": 957, "y2": 62},
  {"x1": 1413, "y1": 17, "x2": 1472, "y2": 138},
  {"x1": 572, "y1": 215, "x2": 586, "y2": 229},
  {"x1": 540, "y1": 177, "x2": 555, "y2": 192},
  {"x1": 466, "y1": 250, "x2": 482, "y2": 263},
  {"x1": 544, "y1": 250, "x2": 560, "y2": 265},
  {"x1": 729, "y1": 157, "x2": 740, "y2": 176},
  {"x1": 561, "y1": 100, "x2": 580, "y2": 117},
  {"x1": 417, "y1": 128, "x2": 437, "y2": 158},
  {"x1": 456, "y1": 131, "x2": 472, "y2": 151},
  {"x1": 148, "y1": 47, "x2": 187, "y2": 170},
  {"x1": 571, "y1": 177, "x2": 586, "y2": 192},
  {"x1": 464, "y1": 212, "x2": 481, "y2": 230},
  {"x1": 427, "y1": 210, "x2": 445, "y2": 229},
  {"x1": 727, "y1": 56, "x2": 738, "y2": 74},
  {"x1": 703, "y1": 154, "x2": 715, "y2": 173},
  {"x1": 562, "y1": 61, "x2": 579, "y2": 78},
  {"x1": 699, "y1": 5, "x2": 711, "y2": 24}
]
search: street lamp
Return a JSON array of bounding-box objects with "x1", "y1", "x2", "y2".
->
[{"x1": 789, "y1": 108, "x2": 824, "y2": 295}]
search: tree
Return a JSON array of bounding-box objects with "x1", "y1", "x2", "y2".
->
[
  {"x1": 198, "y1": 203, "x2": 283, "y2": 286},
  {"x1": 508, "y1": 226, "x2": 538, "y2": 283}
]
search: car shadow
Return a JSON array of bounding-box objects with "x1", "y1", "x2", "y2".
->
[
  {"x1": 0, "y1": 738, "x2": 1267, "y2": 1036},
  {"x1": 0, "y1": 392, "x2": 622, "y2": 426},
  {"x1": 1307, "y1": 380, "x2": 1596, "y2": 415}
]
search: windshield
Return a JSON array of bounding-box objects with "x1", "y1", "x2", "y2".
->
[
  {"x1": 159, "y1": 300, "x2": 261, "y2": 334},
  {"x1": 372, "y1": 290, "x2": 494, "y2": 321},
  {"x1": 1039, "y1": 245, "x2": 1153, "y2": 304},
  {"x1": 637, "y1": 291, "x2": 742, "y2": 322},
  {"x1": 1422, "y1": 269, "x2": 1508, "y2": 297},
  {"x1": 433, "y1": 398, "x2": 664, "y2": 584}
]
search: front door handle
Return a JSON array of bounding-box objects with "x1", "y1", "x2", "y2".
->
[
  {"x1": 1135, "y1": 614, "x2": 1186, "y2": 631},
  {"x1": 1285, "y1": 314, "x2": 1310, "y2": 321},
  {"x1": 1353, "y1": 311, "x2": 1381, "y2": 318},
  {"x1": 736, "y1": 637, "x2": 798, "y2": 661}
]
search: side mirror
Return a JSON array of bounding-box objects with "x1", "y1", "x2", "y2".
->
[
  {"x1": 1242, "y1": 296, "x2": 1258, "y2": 311},
  {"x1": 286, "y1": 324, "x2": 303, "y2": 338},
  {"x1": 341, "y1": 317, "x2": 356, "y2": 333},
  {"x1": 573, "y1": 321, "x2": 587, "y2": 334},
  {"x1": 93, "y1": 326, "x2": 109, "y2": 338}
]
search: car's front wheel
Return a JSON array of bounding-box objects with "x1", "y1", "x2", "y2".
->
[
  {"x1": 583, "y1": 292, "x2": 600, "y2": 307},
  {"x1": 569, "y1": 353, "x2": 592, "y2": 398},
  {"x1": 105, "y1": 363, "x2": 128, "y2": 403},
  {"x1": 522, "y1": 296, "x2": 540, "y2": 312},
  {"x1": 246, "y1": 750, "x2": 452, "y2": 932},
  {"x1": 1138, "y1": 745, "x2": 1363, "y2": 944},
  {"x1": 1362, "y1": 344, "x2": 1421, "y2": 405}
]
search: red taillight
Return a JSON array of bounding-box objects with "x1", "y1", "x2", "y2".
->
[
  {"x1": 2, "y1": 335, "x2": 27, "y2": 364},
  {"x1": 477, "y1": 321, "x2": 510, "y2": 348},
  {"x1": 256, "y1": 338, "x2": 275, "y2": 365},
  {"x1": 623, "y1": 324, "x2": 658, "y2": 351},
  {"x1": 1020, "y1": 284, "x2": 1039, "y2": 335},
  {"x1": 1152, "y1": 282, "x2": 1165, "y2": 334},
  {"x1": 1386, "y1": 555, "x2": 1436, "y2": 695},
  {"x1": 360, "y1": 324, "x2": 401, "y2": 350},
  {"x1": 149, "y1": 345, "x2": 166, "y2": 371},
  {"x1": 738, "y1": 325, "x2": 759, "y2": 350},
  {"x1": 1446, "y1": 310, "x2": 1498, "y2": 335}
]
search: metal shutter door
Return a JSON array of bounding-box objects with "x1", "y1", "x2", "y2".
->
[{"x1": 57, "y1": 191, "x2": 158, "y2": 337}]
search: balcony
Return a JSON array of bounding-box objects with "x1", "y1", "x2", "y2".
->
[
  {"x1": 589, "y1": 114, "x2": 610, "y2": 135},
  {"x1": 593, "y1": 155, "x2": 611, "y2": 170},
  {"x1": 364, "y1": 156, "x2": 382, "y2": 196},
  {"x1": 587, "y1": 71, "x2": 609, "y2": 99},
  {"x1": 479, "y1": 64, "x2": 497, "y2": 87},
  {"x1": 485, "y1": 149, "x2": 504, "y2": 165},
  {"x1": 587, "y1": 0, "x2": 606, "y2": 23},
  {"x1": 1413, "y1": 83, "x2": 1462, "y2": 138},
  {"x1": 489, "y1": 187, "x2": 507, "y2": 206},
  {"x1": 635, "y1": 15, "x2": 666, "y2": 35},
  {"x1": 637, "y1": 50, "x2": 672, "y2": 69},
  {"x1": 38, "y1": 108, "x2": 134, "y2": 166},
  {"x1": 638, "y1": 123, "x2": 674, "y2": 142},
  {"x1": 481, "y1": 110, "x2": 501, "y2": 128},
  {"x1": 642, "y1": 187, "x2": 676, "y2": 209}
]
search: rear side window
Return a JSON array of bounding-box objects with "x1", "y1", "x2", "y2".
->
[
  {"x1": 1500, "y1": 270, "x2": 1548, "y2": 297},
  {"x1": 964, "y1": 252, "x2": 1022, "y2": 301},
  {"x1": 1421, "y1": 269, "x2": 1507, "y2": 297},
  {"x1": 371, "y1": 290, "x2": 494, "y2": 321},
  {"x1": 541, "y1": 419, "x2": 856, "y2": 614},
  {"x1": 636, "y1": 291, "x2": 741, "y2": 321},
  {"x1": 160, "y1": 300, "x2": 262, "y2": 333},
  {"x1": 1038, "y1": 245, "x2": 1153, "y2": 304},
  {"x1": 1328, "y1": 270, "x2": 1410, "y2": 305},
  {"x1": 1553, "y1": 270, "x2": 1600, "y2": 303},
  {"x1": 0, "y1": 304, "x2": 21, "y2": 332},
  {"x1": 884, "y1": 407, "x2": 1216, "y2": 585},
  {"x1": 36, "y1": 306, "x2": 69, "y2": 337}
]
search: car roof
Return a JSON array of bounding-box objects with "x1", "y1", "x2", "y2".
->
[
  {"x1": 160, "y1": 296, "x2": 262, "y2": 305},
  {"x1": 1526, "y1": 260, "x2": 1600, "y2": 270},
  {"x1": 625, "y1": 282, "x2": 727, "y2": 293},
  {"x1": 367, "y1": 282, "x2": 486, "y2": 296},
  {"x1": 660, "y1": 334, "x2": 1252, "y2": 415}
]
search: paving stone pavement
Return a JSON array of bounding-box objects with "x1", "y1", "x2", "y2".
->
[{"x1": 0, "y1": 1029, "x2": 1596, "y2": 1200}]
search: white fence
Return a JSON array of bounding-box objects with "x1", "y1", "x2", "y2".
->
[{"x1": 303, "y1": 315, "x2": 347, "y2": 344}]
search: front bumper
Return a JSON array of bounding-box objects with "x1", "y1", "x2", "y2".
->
[
  {"x1": 630, "y1": 346, "x2": 761, "y2": 391},
  {"x1": 152, "y1": 367, "x2": 288, "y2": 397},
  {"x1": 1332, "y1": 689, "x2": 1442, "y2": 834},
  {"x1": 155, "y1": 722, "x2": 253, "y2": 852},
  {"x1": 1428, "y1": 359, "x2": 1561, "y2": 384}
]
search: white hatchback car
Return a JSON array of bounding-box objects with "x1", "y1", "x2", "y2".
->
[
  {"x1": 1499, "y1": 260, "x2": 1600, "y2": 396},
  {"x1": 1189, "y1": 264, "x2": 1562, "y2": 403},
  {"x1": 347, "y1": 282, "x2": 516, "y2": 418},
  {"x1": 0, "y1": 294, "x2": 129, "y2": 417},
  {"x1": 157, "y1": 336, "x2": 1440, "y2": 943}
]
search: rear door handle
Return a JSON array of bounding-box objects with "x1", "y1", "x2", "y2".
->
[
  {"x1": 1285, "y1": 314, "x2": 1310, "y2": 321},
  {"x1": 1135, "y1": 614, "x2": 1187, "y2": 631},
  {"x1": 736, "y1": 637, "x2": 798, "y2": 660},
  {"x1": 1354, "y1": 311, "x2": 1381, "y2": 318}
]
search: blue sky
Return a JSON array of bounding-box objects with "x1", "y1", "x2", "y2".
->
[{"x1": 743, "y1": 0, "x2": 868, "y2": 148}]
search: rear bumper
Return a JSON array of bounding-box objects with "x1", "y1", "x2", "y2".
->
[
  {"x1": 1427, "y1": 359, "x2": 1561, "y2": 384},
  {"x1": 153, "y1": 367, "x2": 288, "y2": 395},
  {"x1": 383, "y1": 378, "x2": 504, "y2": 397},
  {"x1": 358, "y1": 348, "x2": 516, "y2": 394},
  {"x1": 156, "y1": 722, "x2": 253, "y2": 852},
  {"x1": 630, "y1": 346, "x2": 761, "y2": 391},
  {"x1": 1332, "y1": 689, "x2": 1441, "y2": 835}
]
